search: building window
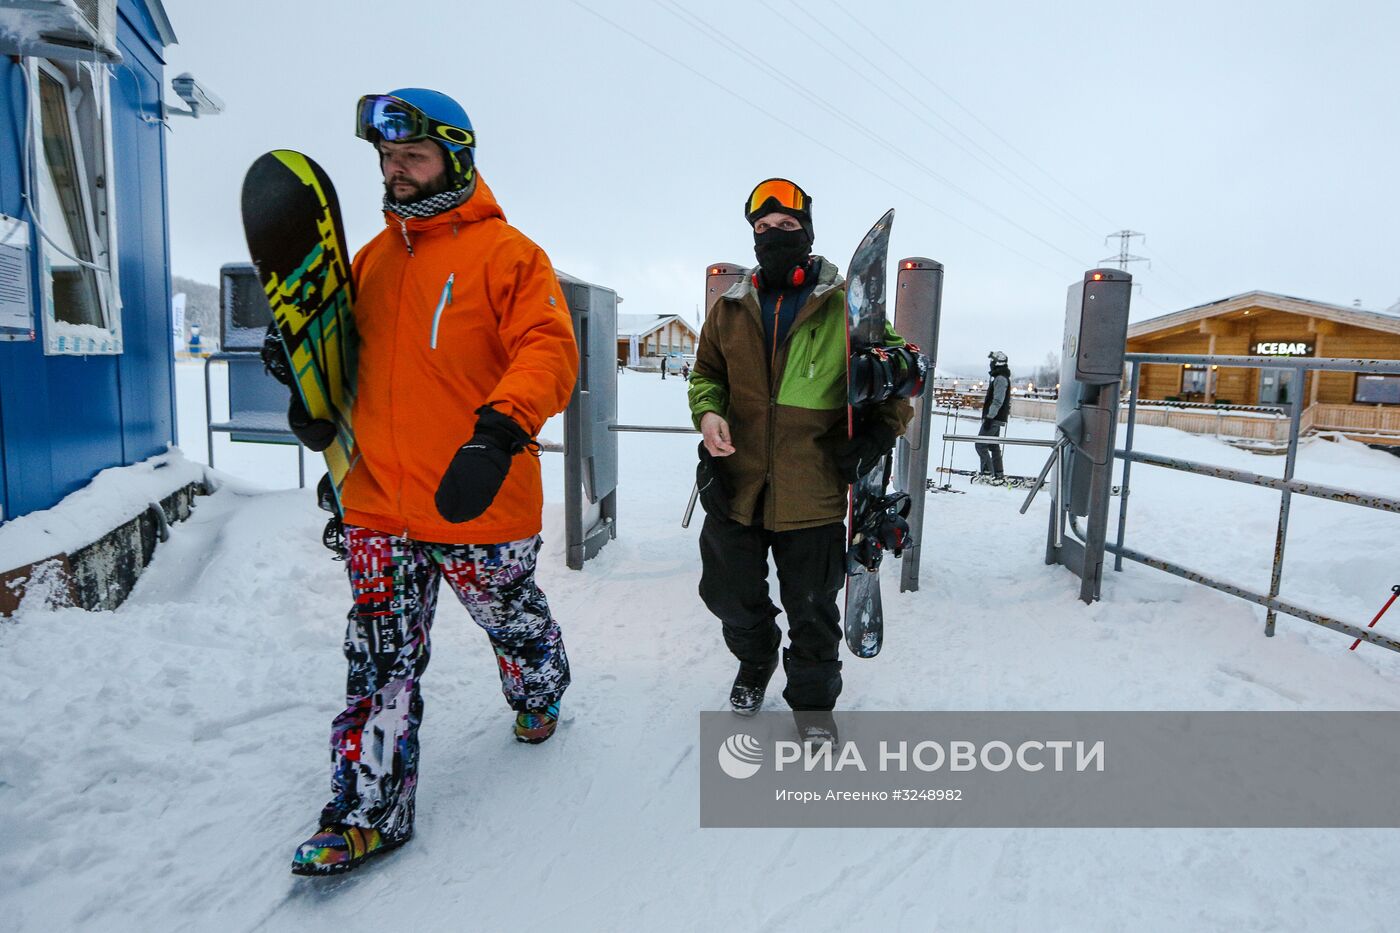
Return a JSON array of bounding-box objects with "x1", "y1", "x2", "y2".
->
[
  {"x1": 1181, "y1": 364, "x2": 1208, "y2": 396},
  {"x1": 1355, "y1": 374, "x2": 1400, "y2": 405},
  {"x1": 31, "y1": 58, "x2": 120, "y2": 355}
]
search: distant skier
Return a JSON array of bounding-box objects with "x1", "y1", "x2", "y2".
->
[
  {"x1": 688, "y1": 178, "x2": 910, "y2": 744},
  {"x1": 285, "y1": 88, "x2": 578, "y2": 876},
  {"x1": 976, "y1": 350, "x2": 1011, "y2": 482}
]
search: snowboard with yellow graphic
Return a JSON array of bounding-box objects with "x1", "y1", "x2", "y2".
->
[{"x1": 241, "y1": 149, "x2": 358, "y2": 510}]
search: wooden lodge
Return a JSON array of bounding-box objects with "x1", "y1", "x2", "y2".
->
[{"x1": 1124, "y1": 291, "x2": 1400, "y2": 445}]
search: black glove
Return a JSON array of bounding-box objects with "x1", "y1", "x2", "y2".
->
[
  {"x1": 435, "y1": 406, "x2": 535, "y2": 524},
  {"x1": 695, "y1": 441, "x2": 732, "y2": 517},
  {"x1": 836, "y1": 421, "x2": 896, "y2": 482},
  {"x1": 288, "y1": 394, "x2": 337, "y2": 452}
]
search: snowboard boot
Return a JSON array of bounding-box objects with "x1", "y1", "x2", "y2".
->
[
  {"x1": 793, "y1": 711, "x2": 839, "y2": 747},
  {"x1": 729, "y1": 658, "x2": 778, "y2": 717},
  {"x1": 290, "y1": 822, "x2": 411, "y2": 876},
  {"x1": 514, "y1": 702, "x2": 561, "y2": 744}
]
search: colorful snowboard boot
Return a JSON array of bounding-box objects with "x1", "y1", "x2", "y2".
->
[
  {"x1": 290, "y1": 823, "x2": 411, "y2": 876},
  {"x1": 514, "y1": 702, "x2": 561, "y2": 744}
]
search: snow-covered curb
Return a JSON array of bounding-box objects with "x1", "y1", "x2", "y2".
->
[{"x1": 0, "y1": 448, "x2": 210, "y2": 572}]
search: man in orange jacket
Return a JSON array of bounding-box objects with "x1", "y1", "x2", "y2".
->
[{"x1": 288, "y1": 88, "x2": 579, "y2": 876}]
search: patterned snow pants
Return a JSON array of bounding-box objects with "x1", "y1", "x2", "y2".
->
[{"x1": 320, "y1": 525, "x2": 570, "y2": 837}]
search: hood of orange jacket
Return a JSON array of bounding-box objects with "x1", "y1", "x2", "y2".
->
[{"x1": 341, "y1": 175, "x2": 579, "y2": 545}]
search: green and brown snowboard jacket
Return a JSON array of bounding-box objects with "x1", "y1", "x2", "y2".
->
[{"x1": 688, "y1": 256, "x2": 912, "y2": 532}]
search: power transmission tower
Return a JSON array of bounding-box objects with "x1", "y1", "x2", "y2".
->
[{"x1": 1100, "y1": 230, "x2": 1150, "y2": 272}]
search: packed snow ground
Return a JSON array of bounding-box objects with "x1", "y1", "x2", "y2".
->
[{"x1": 3, "y1": 361, "x2": 1400, "y2": 932}]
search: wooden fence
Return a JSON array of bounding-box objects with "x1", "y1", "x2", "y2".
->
[{"x1": 991, "y1": 397, "x2": 1400, "y2": 445}]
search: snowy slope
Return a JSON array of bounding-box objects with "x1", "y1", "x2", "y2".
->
[{"x1": 2, "y1": 362, "x2": 1399, "y2": 932}]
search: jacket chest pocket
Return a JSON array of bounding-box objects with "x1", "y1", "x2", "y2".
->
[{"x1": 800, "y1": 320, "x2": 846, "y2": 400}]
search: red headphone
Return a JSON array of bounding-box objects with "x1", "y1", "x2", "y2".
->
[{"x1": 751, "y1": 260, "x2": 809, "y2": 290}]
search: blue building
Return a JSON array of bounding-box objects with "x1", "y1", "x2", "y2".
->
[{"x1": 0, "y1": 0, "x2": 182, "y2": 525}]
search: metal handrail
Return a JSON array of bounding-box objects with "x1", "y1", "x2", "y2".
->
[
  {"x1": 1112, "y1": 354, "x2": 1400, "y2": 649},
  {"x1": 201, "y1": 352, "x2": 306, "y2": 488}
]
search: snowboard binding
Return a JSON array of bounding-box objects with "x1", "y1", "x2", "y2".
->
[
  {"x1": 847, "y1": 491, "x2": 913, "y2": 574},
  {"x1": 848, "y1": 343, "x2": 928, "y2": 406},
  {"x1": 317, "y1": 473, "x2": 347, "y2": 560}
]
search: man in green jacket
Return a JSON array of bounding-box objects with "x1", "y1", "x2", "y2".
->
[{"x1": 688, "y1": 178, "x2": 911, "y2": 740}]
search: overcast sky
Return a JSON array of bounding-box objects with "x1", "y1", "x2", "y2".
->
[{"x1": 160, "y1": 0, "x2": 1399, "y2": 377}]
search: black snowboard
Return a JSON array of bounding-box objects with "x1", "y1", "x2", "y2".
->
[{"x1": 843, "y1": 209, "x2": 895, "y2": 658}]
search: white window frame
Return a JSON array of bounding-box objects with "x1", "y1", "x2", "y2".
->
[{"x1": 29, "y1": 56, "x2": 122, "y2": 356}]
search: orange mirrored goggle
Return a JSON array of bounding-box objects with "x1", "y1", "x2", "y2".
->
[{"x1": 745, "y1": 178, "x2": 810, "y2": 218}]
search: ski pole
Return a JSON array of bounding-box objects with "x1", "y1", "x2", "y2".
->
[
  {"x1": 935, "y1": 393, "x2": 954, "y2": 491},
  {"x1": 1348, "y1": 584, "x2": 1400, "y2": 651}
]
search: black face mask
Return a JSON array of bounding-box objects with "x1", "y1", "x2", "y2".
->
[{"x1": 753, "y1": 227, "x2": 813, "y2": 287}]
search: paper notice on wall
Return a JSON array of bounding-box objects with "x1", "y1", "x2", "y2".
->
[
  {"x1": 172, "y1": 293, "x2": 187, "y2": 351},
  {"x1": 0, "y1": 213, "x2": 35, "y2": 341}
]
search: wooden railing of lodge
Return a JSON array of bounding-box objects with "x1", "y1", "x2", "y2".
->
[{"x1": 930, "y1": 391, "x2": 1400, "y2": 445}]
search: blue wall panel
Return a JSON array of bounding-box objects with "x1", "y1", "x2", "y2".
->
[
  {"x1": 0, "y1": 1, "x2": 175, "y2": 525},
  {"x1": 0, "y1": 62, "x2": 21, "y2": 520},
  {"x1": 113, "y1": 10, "x2": 175, "y2": 463},
  {"x1": 0, "y1": 57, "x2": 57, "y2": 521}
]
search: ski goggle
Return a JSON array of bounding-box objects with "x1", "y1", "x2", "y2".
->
[
  {"x1": 355, "y1": 95, "x2": 476, "y2": 149},
  {"x1": 745, "y1": 178, "x2": 809, "y2": 218}
]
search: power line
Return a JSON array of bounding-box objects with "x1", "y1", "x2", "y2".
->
[
  {"x1": 821, "y1": 0, "x2": 1123, "y2": 233},
  {"x1": 820, "y1": 0, "x2": 1221, "y2": 310},
  {"x1": 761, "y1": 0, "x2": 1108, "y2": 244},
  {"x1": 564, "y1": 0, "x2": 1080, "y2": 280},
  {"x1": 782, "y1": 0, "x2": 1112, "y2": 243},
  {"x1": 649, "y1": 0, "x2": 1094, "y2": 273}
]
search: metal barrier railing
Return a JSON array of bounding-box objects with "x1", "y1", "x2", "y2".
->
[
  {"x1": 202, "y1": 352, "x2": 307, "y2": 488},
  {"x1": 1113, "y1": 353, "x2": 1400, "y2": 650}
]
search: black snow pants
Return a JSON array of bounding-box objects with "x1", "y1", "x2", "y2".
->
[
  {"x1": 698, "y1": 512, "x2": 845, "y2": 711},
  {"x1": 976, "y1": 418, "x2": 1004, "y2": 476}
]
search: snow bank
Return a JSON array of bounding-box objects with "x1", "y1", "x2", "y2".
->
[
  {"x1": 0, "y1": 448, "x2": 208, "y2": 571},
  {"x1": 1, "y1": 364, "x2": 1398, "y2": 931}
]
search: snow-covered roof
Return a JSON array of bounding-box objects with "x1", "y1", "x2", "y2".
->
[
  {"x1": 616, "y1": 314, "x2": 699, "y2": 340},
  {"x1": 143, "y1": 0, "x2": 178, "y2": 47},
  {"x1": 0, "y1": 0, "x2": 176, "y2": 59},
  {"x1": 1128, "y1": 290, "x2": 1400, "y2": 340}
]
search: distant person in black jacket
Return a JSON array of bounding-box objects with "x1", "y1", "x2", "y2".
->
[{"x1": 977, "y1": 351, "x2": 1011, "y2": 480}]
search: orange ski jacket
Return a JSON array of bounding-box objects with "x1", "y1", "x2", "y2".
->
[{"x1": 341, "y1": 176, "x2": 578, "y2": 545}]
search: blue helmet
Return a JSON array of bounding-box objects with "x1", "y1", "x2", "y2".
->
[{"x1": 357, "y1": 87, "x2": 476, "y2": 190}]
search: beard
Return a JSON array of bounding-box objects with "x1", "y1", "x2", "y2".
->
[{"x1": 384, "y1": 172, "x2": 451, "y2": 204}]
